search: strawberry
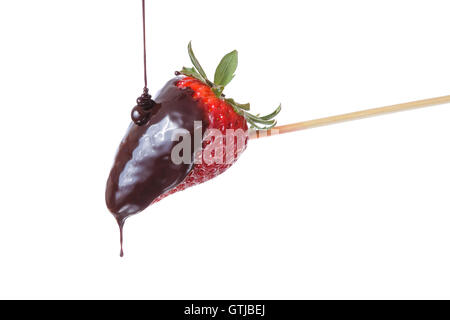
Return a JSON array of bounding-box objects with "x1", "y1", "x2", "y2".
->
[{"x1": 106, "y1": 42, "x2": 281, "y2": 227}]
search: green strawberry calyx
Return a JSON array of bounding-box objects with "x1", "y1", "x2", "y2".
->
[{"x1": 178, "y1": 41, "x2": 281, "y2": 130}]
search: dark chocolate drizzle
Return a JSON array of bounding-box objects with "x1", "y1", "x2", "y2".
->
[
  {"x1": 106, "y1": 78, "x2": 206, "y2": 255},
  {"x1": 136, "y1": 87, "x2": 154, "y2": 109},
  {"x1": 131, "y1": 88, "x2": 156, "y2": 126}
]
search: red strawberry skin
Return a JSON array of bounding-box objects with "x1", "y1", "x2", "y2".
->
[{"x1": 152, "y1": 76, "x2": 249, "y2": 203}]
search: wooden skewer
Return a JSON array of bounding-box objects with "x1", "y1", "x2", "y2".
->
[{"x1": 250, "y1": 94, "x2": 450, "y2": 139}]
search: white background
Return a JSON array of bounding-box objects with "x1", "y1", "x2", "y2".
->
[{"x1": 0, "y1": 0, "x2": 449, "y2": 299}]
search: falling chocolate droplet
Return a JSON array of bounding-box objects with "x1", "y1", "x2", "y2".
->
[{"x1": 117, "y1": 218, "x2": 125, "y2": 257}]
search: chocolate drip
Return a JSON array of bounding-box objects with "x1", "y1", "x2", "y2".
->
[
  {"x1": 131, "y1": 88, "x2": 156, "y2": 126},
  {"x1": 106, "y1": 78, "x2": 206, "y2": 255}
]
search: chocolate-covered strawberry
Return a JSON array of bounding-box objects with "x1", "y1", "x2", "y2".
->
[{"x1": 106, "y1": 43, "x2": 280, "y2": 254}]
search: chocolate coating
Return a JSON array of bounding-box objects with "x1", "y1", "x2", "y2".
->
[
  {"x1": 131, "y1": 105, "x2": 151, "y2": 126},
  {"x1": 105, "y1": 78, "x2": 205, "y2": 223}
]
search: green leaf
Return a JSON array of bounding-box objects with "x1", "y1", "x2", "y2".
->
[
  {"x1": 259, "y1": 104, "x2": 282, "y2": 120},
  {"x1": 244, "y1": 111, "x2": 277, "y2": 125},
  {"x1": 212, "y1": 85, "x2": 225, "y2": 98},
  {"x1": 246, "y1": 118, "x2": 277, "y2": 130},
  {"x1": 180, "y1": 67, "x2": 206, "y2": 83},
  {"x1": 183, "y1": 41, "x2": 281, "y2": 130},
  {"x1": 225, "y1": 98, "x2": 250, "y2": 111},
  {"x1": 188, "y1": 41, "x2": 208, "y2": 81},
  {"x1": 214, "y1": 50, "x2": 238, "y2": 87}
]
